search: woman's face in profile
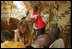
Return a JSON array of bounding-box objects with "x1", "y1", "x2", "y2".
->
[{"x1": 19, "y1": 26, "x2": 26, "y2": 34}]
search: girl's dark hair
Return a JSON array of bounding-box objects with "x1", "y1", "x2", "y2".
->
[{"x1": 34, "y1": 6, "x2": 38, "y2": 10}]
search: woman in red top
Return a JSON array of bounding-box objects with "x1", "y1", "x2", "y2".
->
[{"x1": 33, "y1": 6, "x2": 46, "y2": 37}]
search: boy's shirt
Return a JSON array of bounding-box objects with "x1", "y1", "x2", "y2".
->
[{"x1": 33, "y1": 11, "x2": 45, "y2": 29}]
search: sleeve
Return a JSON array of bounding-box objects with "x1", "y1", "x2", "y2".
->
[{"x1": 33, "y1": 18, "x2": 37, "y2": 21}]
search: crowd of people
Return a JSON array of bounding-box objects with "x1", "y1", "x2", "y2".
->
[{"x1": 1, "y1": 6, "x2": 71, "y2": 48}]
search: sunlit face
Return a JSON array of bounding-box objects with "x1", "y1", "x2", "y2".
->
[{"x1": 19, "y1": 26, "x2": 26, "y2": 33}]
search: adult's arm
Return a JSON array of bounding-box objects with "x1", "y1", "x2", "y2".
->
[
  {"x1": 25, "y1": 29, "x2": 34, "y2": 47},
  {"x1": 14, "y1": 29, "x2": 20, "y2": 41},
  {"x1": 14, "y1": 32, "x2": 19, "y2": 41}
]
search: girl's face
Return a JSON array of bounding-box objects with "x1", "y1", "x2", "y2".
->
[{"x1": 19, "y1": 26, "x2": 26, "y2": 34}]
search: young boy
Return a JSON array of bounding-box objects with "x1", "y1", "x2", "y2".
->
[{"x1": 33, "y1": 6, "x2": 46, "y2": 37}]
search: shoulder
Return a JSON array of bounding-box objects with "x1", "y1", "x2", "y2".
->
[
  {"x1": 57, "y1": 38, "x2": 64, "y2": 42},
  {"x1": 49, "y1": 38, "x2": 65, "y2": 48},
  {"x1": 37, "y1": 16, "x2": 41, "y2": 18},
  {"x1": 34, "y1": 11, "x2": 39, "y2": 15},
  {"x1": 54, "y1": 38, "x2": 64, "y2": 43},
  {"x1": 54, "y1": 38, "x2": 65, "y2": 47}
]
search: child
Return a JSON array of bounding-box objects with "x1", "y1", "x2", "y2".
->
[{"x1": 33, "y1": 6, "x2": 46, "y2": 37}]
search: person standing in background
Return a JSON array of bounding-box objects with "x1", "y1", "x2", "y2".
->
[{"x1": 33, "y1": 6, "x2": 46, "y2": 37}]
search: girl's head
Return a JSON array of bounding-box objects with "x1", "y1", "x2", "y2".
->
[
  {"x1": 18, "y1": 20, "x2": 30, "y2": 34},
  {"x1": 33, "y1": 6, "x2": 38, "y2": 13},
  {"x1": 18, "y1": 19, "x2": 31, "y2": 39}
]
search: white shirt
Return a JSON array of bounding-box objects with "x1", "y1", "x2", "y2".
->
[{"x1": 49, "y1": 38, "x2": 65, "y2": 48}]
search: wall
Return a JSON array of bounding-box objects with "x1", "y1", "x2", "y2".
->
[{"x1": 1, "y1": 1, "x2": 71, "y2": 30}]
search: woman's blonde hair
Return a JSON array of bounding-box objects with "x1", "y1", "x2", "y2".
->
[{"x1": 18, "y1": 19, "x2": 31, "y2": 39}]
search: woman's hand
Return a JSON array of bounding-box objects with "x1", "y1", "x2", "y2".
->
[{"x1": 24, "y1": 42, "x2": 31, "y2": 48}]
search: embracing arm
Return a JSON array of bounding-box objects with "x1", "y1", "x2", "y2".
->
[
  {"x1": 14, "y1": 31, "x2": 20, "y2": 41},
  {"x1": 14, "y1": 33, "x2": 18, "y2": 41},
  {"x1": 25, "y1": 29, "x2": 34, "y2": 47}
]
